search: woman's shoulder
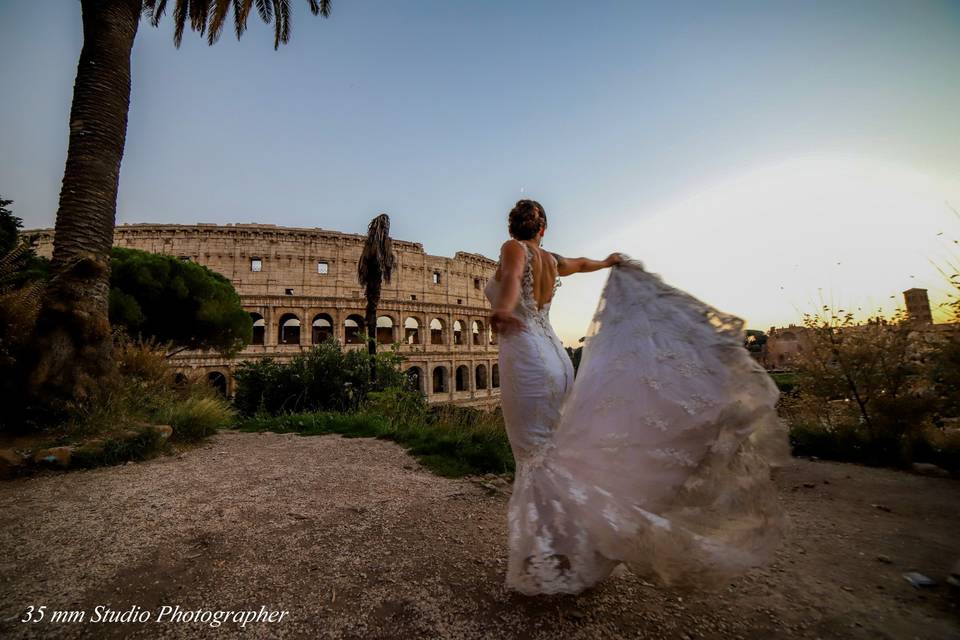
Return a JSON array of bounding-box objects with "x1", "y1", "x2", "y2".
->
[{"x1": 499, "y1": 238, "x2": 529, "y2": 261}]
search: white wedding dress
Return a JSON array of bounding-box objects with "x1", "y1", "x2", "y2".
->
[{"x1": 483, "y1": 242, "x2": 790, "y2": 596}]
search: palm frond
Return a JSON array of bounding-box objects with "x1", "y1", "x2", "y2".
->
[
  {"x1": 144, "y1": 0, "x2": 169, "y2": 27},
  {"x1": 273, "y1": 0, "x2": 291, "y2": 50},
  {"x1": 189, "y1": 0, "x2": 212, "y2": 37},
  {"x1": 172, "y1": 0, "x2": 189, "y2": 47},
  {"x1": 255, "y1": 0, "x2": 273, "y2": 22},
  {"x1": 151, "y1": 0, "x2": 328, "y2": 48},
  {"x1": 207, "y1": 0, "x2": 232, "y2": 44},
  {"x1": 233, "y1": 0, "x2": 251, "y2": 38},
  {"x1": 357, "y1": 214, "x2": 396, "y2": 287}
]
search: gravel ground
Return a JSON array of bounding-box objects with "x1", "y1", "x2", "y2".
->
[{"x1": 0, "y1": 430, "x2": 958, "y2": 640}]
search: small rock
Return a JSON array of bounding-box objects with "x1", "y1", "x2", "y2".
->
[
  {"x1": 876, "y1": 554, "x2": 892, "y2": 564},
  {"x1": 32, "y1": 446, "x2": 72, "y2": 468},
  {"x1": 871, "y1": 504, "x2": 892, "y2": 513},
  {"x1": 911, "y1": 463, "x2": 951, "y2": 478},
  {"x1": 802, "y1": 483, "x2": 816, "y2": 489},
  {"x1": 148, "y1": 425, "x2": 173, "y2": 440},
  {"x1": 903, "y1": 572, "x2": 937, "y2": 588},
  {"x1": 0, "y1": 449, "x2": 26, "y2": 478}
]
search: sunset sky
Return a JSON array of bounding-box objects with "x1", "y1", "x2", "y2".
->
[{"x1": 1, "y1": 1, "x2": 958, "y2": 348}]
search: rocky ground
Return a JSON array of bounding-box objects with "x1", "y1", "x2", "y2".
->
[{"x1": 0, "y1": 430, "x2": 958, "y2": 639}]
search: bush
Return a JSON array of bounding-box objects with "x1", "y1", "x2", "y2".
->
[
  {"x1": 782, "y1": 306, "x2": 943, "y2": 469},
  {"x1": 232, "y1": 338, "x2": 411, "y2": 416},
  {"x1": 71, "y1": 428, "x2": 168, "y2": 469},
  {"x1": 790, "y1": 421, "x2": 960, "y2": 473},
  {"x1": 155, "y1": 395, "x2": 236, "y2": 442}
]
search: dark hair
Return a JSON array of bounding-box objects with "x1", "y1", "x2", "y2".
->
[{"x1": 508, "y1": 199, "x2": 547, "y2": 240}]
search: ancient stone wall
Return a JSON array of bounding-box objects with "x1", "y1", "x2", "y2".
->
[{"x1": 26, "y1": 223, "x2": 502, "y2": 408}]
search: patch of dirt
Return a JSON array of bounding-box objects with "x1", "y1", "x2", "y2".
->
[{"x1": 0, "y1": 431, "x2": 957, "y2": 639}]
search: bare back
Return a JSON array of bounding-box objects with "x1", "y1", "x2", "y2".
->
[{"x1": 495, "y1": 240, "x2": 560, "y2": 311}]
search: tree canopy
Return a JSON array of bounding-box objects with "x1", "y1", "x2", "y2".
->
[{"x1": 109, "y1": 247, "x2": 252, "y2": 354}]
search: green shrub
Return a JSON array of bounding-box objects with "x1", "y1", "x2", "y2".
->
[
  {"x1": 789, "y1": 421, "x2": 959, "y2": 472},
  {"x1": 232, "y1": 339, "x2": 411, "y2": 416},
  {"x1": 364, "y1": 386, "x2": 428, "y2": 430},
  {"x1": 72, "y1": 428, "x2": 167, "y2": 469},
  {"x1": 155, "y1": 395, "x2": 236, "y2": 442}
]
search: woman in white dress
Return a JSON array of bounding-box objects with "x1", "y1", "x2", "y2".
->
[{"x1": 484, "y1": 200, "x2": 790, "y2": 596}]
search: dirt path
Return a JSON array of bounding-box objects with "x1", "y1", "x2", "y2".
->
[{"x1": 0, "y1": 431, "x2": 958, "y2": 639}]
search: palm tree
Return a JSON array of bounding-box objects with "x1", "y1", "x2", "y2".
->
[
  {"x1": 357, "y1": 214, "x2": 396, "y2": 383},
  {"x1": 27, "y1": 0, "x2": 332, "y2": 406}
]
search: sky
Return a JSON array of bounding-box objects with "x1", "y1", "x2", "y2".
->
[{"x1": 1, "y1": 0, "x2": 959, "y2": 347}]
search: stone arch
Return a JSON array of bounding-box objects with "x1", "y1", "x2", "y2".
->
[
  {"x1": 453, "y1": 320, "x2": 464, "y2": 345},
  {"x1": 344, "y1": 314, "x2": 365, "y2": 344},
  {"x1": 405, "y1": 366, "x2": 424, "y2": 393},
  {"x1": 250, "y1": 312, "x2": 265, "y2": 345},
  {"x1": 376, "y1": 315, "x2": 396, "y2": 344},
  {"x1": 312, "y1": 313, "x2": 334, "y2": 344},
  {"x1": 207, "y1": 370, "x2": 228, "y2": 396},
  {"x1": 432, "y1": 365, "x2": 448, "y2": 394},
  {"x1": 405, "y1": 317, "x2": 421, "y2": 345},
  {"x1": 472, "y1": 320, "x2": 484, "y2": 346},
  {"x1": 455, "y1": 365, "x2": 469, "y2": 391},
  {"x1": 492, "y1": 364, "x2": 500, "y2": 388},
  {"x1": 430, "y1": 318, "x2": 445, "y2": 345},
  {"x1": 475, "y1": 363, "x2": 488, "y2": 390},
  {"x1": 278, "y1": 313, "x2": 301, "y2": 345}
]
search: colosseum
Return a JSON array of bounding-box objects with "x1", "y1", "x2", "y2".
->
[{"x1": 26, "y1": 223, "x2": 502, "y2": 408}]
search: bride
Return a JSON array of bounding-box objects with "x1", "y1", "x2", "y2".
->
[{"x1": 484, "y1": 199, "x2": 790, "y2": 596}]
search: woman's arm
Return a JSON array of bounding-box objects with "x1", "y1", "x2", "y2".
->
[
  {"x1": 489, "y1": 240, "x2": 526, "y2": 334},
  {"x1": 553, "y1": 252, "x2": 621, "y2": 276}
]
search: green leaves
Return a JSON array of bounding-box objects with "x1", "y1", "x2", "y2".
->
[{"x1": 108, "y1": 247, "x2": 252, "y2": 354}]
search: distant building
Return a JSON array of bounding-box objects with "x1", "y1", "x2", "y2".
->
[
  {"x1": 904, "y1": 288, "x2": 934, "y2": 324},
  {"x1": 761, "y1": 286, "x2": 959, "y2": 370}
]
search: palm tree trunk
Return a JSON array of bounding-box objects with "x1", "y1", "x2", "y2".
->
[
  {"x1": 27, "y1": 0, "x2": 141, "y2": 404},
  {"x1": 365, "y1": 278, "x2": 381, "y2": 384}
]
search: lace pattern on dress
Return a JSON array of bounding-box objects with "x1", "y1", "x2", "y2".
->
[{"x1": 495, "y1": 248, "x2": 789, "y2": 596}]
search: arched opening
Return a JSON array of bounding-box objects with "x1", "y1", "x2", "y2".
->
[
  {"x1": 377, "y1": 316, "x2": 395, "y2": 344},
  {"x1": 173, "y1": 372, "x2": 188, "y2": 387},
  {"x1": 430, "y1": 318, "x2": 445, "y2": 345},
  {"x1": 250, "y1": 313, "x2": 265, "y2": 345},
  {"x1": 344, "y1": 314, "x2": 365, "y2": 344},
  {"x1": 207, "y1": 371, "x2": 228, "y2": 396},
  {"x1": 455, "y1": 365, "x2": 469, "y2": 391},
  {"x1": 472, "y1": 320, "x2": 484, "y2": 346},
  {"x1": 405, "y1": 317, "x2": 421, "y2": 345},
  {"x1": 279, "y1": 313, "x2": 301, "y2": 345},
  {"x1": 492, "y1": 364, "x2": 500, "y2": 388},
  {"x1": 432, "y1": 366, "x2": 448, "y2": 394},
  {"x1": 475, "y1": 363, "x2": 488, "y2": 390},
  {"x1": 312, "y1": 313, "x2": 334, "y2": 344},
  {"x1": 405, "y1": 366, "x2": 423, "y2": 393},
  {"x1": 453, "y1": 320, "x2": 464, "y2": 345}
]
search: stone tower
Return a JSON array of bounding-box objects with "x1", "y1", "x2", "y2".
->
[{"x1": 903, "y1": 288, "x2": 933, "y2": 324}]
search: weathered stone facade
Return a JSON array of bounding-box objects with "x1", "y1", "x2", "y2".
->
[{"x1": 26, "y1": 223, "x2": 502, "y2": 408}]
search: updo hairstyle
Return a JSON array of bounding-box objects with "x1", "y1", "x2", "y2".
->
[{"x1": 508, "y1": 199, "x2": 547, "y2": 241}]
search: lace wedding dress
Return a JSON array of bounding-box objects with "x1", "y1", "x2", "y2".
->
[{"x1": 483, "y1": 243, "x2": 790, "y2": 596}]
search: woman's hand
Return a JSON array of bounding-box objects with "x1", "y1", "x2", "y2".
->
[
  {"x1": 604, "y1": 252, "x2": 624, "y2": 268},
  {"x1": 490, "y1": 309, "x2": 525, "y2": 336}
]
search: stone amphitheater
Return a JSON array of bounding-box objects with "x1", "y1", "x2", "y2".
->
[{"x1": 26, "y1": 223, "x2": 502, "y2": 408}]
